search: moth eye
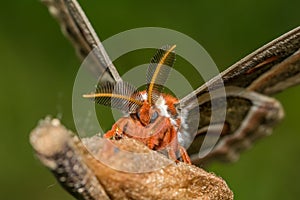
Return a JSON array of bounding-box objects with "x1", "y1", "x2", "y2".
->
[
  {"x1": 175, "y1": 105, "x2": 181, "y2": 114},
  {"x1": 150, "y1": 111, "x2": 158, "y2": 123},
  {"x1": 136, "y1": 112, "x2": 141, "y2": 120}
]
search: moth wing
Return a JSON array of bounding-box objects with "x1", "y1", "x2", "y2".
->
[
  {"x1": 183, "y1": 87, "x2": 283, "y2": 165},
  {"x1": 42, "y1": 0, "x2": 121, "y2": 83},
  {"x1": 180, "y1": 26, "x2": 300, "y2": 165}
]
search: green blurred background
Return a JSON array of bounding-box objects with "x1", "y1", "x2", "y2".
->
[{"x1": 1, "y1": 0, "x2": 300, "y2": 199}]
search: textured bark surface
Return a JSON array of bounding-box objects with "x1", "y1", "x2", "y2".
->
[{"x1": 30, "y1": 117, "x2": 233, "y2": 200}]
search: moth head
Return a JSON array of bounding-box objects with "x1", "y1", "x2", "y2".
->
[
  {"x1": 83, "y1": 44, "x2": 177, "y2": 127},
  {"x1": 136, "y1": 100, "x2": 160, "y2": 126}
]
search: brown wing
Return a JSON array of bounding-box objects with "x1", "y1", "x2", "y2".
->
[
  {"x1": 41, "y1": 0, "x2": 121, "y2": 83},
  {"x1": 180, "y1": 26, "x2": 300, "y2": 165},
  {"x1": 189, "y1": 26, "x2": 300, "y2": 97},
  {"x1": 185, "y1": 87, "x2": 283, "y2": 165}
]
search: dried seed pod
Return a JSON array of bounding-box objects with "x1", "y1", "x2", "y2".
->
[{"x1": 30, "y1": 118, "x2": 233, "y2": 200}]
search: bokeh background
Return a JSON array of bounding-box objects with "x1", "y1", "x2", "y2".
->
[{"x1": 1, "y1": 0, "x2": 300, "y2": 199}]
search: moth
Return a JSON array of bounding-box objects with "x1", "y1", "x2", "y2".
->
[
  {"x1": 42, "y1": 0, "x2": 300, "y2": 166},
  {"x1": 43, "y1": 0, "x2": 300, "y2": 165},
  {"x1": 83, "y1": 44, "x2": 192, "y2": 163},
  {"x1": 34, "y1": 0, "x2": 300, "y2": 199}
]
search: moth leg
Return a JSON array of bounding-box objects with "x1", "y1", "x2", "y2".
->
[
  {"x1": 179, "y1": 145, "x2": 192, "y2": 164},
  {"x1": 104, "y1": 124, "x2": 122, "y2": 139},
  {"x1": 163, "y1": 126, "x2": 191, "y2": 164},
  {"x1": 146, "y1": 133, "x2": 160, "y2": 149},
  {"x1": 166, "y1": 142, "x2": 178, "y2": 163},
  {"x1": 166, "y1": 151, "x2": 178, "y2": 163},
  {"x1": 104, "y1": 118, "x2": 129, "y2": 139}
]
